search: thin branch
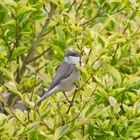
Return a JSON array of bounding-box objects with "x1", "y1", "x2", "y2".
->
[
  {"x1": 56, "y1": 102, "x2": 65, "y2": 126},
  {"x1": 80, "y1": 11, "x2": 100, "y2": 26},
  {"x1": 123, "y1": 9, "x2": 137, "y2": 34},
  {"x1": 27, "y1": 48, "x2": 49, "y2": 64},
  {"x1": 30, "y1": 74, "x2": 37, "y2": 101},
  {"x1": 91, "y1": 52, "x2": 105, "y2": 67},
  {"x1": 67, "y1": 0, "x2": 76, "y2": 12},
  {"x1": 66, "y1": 89, "x2": 77, "y2": 114},
  {"x1": 110, "y1": 6, "x2": 126, "y2": 15},
  {"x1": 21, "y1": 81, "x2": 42, "y2": 94},
  {"x1": 43, "y1": 4, "x2": 48, "y2": 13},
  {"x1": 43, "y1": 23, "x2": 59, "y2": 37},
  {"x1": 36, "y1": 108, "x2": 51, "y2": 130},
  {"x1": 85, "y1": 49, "x2": 92, "y2": 64},
  {"x1": 111, "y1": 44, "x2": 119, "y2": 65},
  {"x1": 9, "y1": 107, "x2": 26, "y2": 126},
  {"x1": 15, "y1": 10, "x2": 20, "y2": 82},
  {"x1": 76, "y1": 0, "x2": 84, "y2": 14}
]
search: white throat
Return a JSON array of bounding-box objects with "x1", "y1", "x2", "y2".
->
[{"x1": 64, "y1": 56, "x2": 80, "y2": 64}]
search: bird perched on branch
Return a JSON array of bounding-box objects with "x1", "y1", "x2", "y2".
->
[{"x1": 35, "y1": 50, "x2": 81, "y2": 107}]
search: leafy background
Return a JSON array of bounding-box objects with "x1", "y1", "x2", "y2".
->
[{"x1": 0, "y1": 0, "x2": 140, "y2": 139}]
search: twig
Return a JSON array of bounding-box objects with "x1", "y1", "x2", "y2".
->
[
  {"x1": 67, "y1": 0, "x2": 76, "y2": 12},
  {"x1": 66, "y1": 89, "x2": 77, "y2": 114},
  {"x1": 9, "y1": 107, "x2": 26, "y2": 126},
  {"x1": 111, "y1": 44, "x2": 119, "y2": 65},
  {"x1": 76, "y1": 0, "x2": 84, "y2": 14},
  {"x1": 80, "y1": 12, "x2": 100, "y2": 26},
  {"x1": 85, "y1": 49, "x2": 92, "y2": 64},
  {"x1": 43, "y1": 4, "x2": 48, "y2": 13},
  {"x1": 43, "y1": 23, "x2": 59, "y2": 37},
  {"x1": 110, "y1": 6, "x2": 126, "y2": 15},
  {"x1": 36, "y1": 108, "x2": 50, "y2": 130},
  {"x1": 91, "y1": 52, "x2": 105, "y2": 66},
  {"x1": 27, "y1": 48, "x2": 49, "y2": 64},
  {"x1": 30, "y1": 74, "x2": 37, "y2": 101},
  {"x1": 56, "y1": 102, "x2": 65, "y2": 126}
]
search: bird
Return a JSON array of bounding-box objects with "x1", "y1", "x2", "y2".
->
[{"x1": 35, "y1": 50, "x2": 81, "y2": 107}]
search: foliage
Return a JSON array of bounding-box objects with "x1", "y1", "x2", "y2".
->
[{"x1": 0, "y1": 0, "x2": 140, "y2": 139}]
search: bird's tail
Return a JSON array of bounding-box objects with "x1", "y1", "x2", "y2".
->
[{"x1": 35, "y1": 85, "x2": 59, "y2": 107}]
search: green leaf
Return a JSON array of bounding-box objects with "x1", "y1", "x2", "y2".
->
[
  {"x1": 59, "y1": 124, "x2": 70, "y2": 138},
  {"x1": 110, "y1": 2, "x2": 121, "y2": 12},
  {"x1": 0, "y1": 68, "x2": 14, "y2": 80},
  {"x1": 122, "y1": 104, "x2": 133, "y2": 114},
  {"x1": 98, "y1": 35, "x2": 106, "y2": 48},
  {"x1": 15, "y1": 109, "x2": 26, "y2": 122},
  {"x1": 51, "y1": 44, "x2": 64, "y2": 56},
  {"x1": 26, "y1": 122, "x2": 39, "y2": 134},
  {"x1": 55, "y1": 27, "x2": 65, "y2": 40},
  {"x1": 106, "y1": 64, "x2": 122, "y2": 84},
  {"x1": 54, "y1": 125, "x2": 70, "y2": 139},
  {"x1": 104, "y1": 130, "x2": 114, "y2": 136},
  {"x1": 20, "y1": 28, "x2": 32, "y2": 35},
  {"x1": 30, "y1": 10, "x2": 45, "y2": 21},
  {"x1": 0, "y1": 4, "x2": 8, "y2": 23},
  {"x1": 46, "y1": 61, "x2": 55, "y2": 77},
  {"x1": 4, "y1": 82, "x2": 22, "y2": 97},
  {"x1": 11, "y1": 47, "x2": 27, "y2": 59},
  {"x1": 85, "y1": 104, "x2": 95, "y2": 117},
  {"x1": 17, "y1": 6, "x2": 35, "y2": 16},
  {"x1": 133, "y1": 101, "x2": 140, "y2": 115},
  {"x1": 108, "y1": 96, "x2": 117, "y2": 107},
  {"x1": 2, "y1": 0, "x2": 17, "y2": 6},
  {"x1": 0, "y1": 114, "x2": 7, "y2": 126},
  {"x1": 102, "y1": 2, "x2": 110, "y2": 13},
  {"x1": 128, "y1": 80, "x2": 140, "y2": 92}
]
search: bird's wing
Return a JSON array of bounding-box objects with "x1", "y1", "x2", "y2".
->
[{"x1": 48, "y1": 62, "x2": 75, "y2": 91}]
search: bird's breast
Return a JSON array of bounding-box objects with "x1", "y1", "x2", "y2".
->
[{"x1": 59, "y1": 67, "x2": 80, "y2": 92}]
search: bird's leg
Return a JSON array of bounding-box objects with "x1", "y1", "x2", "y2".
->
[{"x1": 63, "y1": 92, "x2": 73, "y2": 106}]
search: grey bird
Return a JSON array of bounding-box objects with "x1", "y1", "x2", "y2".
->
[{"x1": 35, "y1": 50, "x2": 81, "y2": 106}]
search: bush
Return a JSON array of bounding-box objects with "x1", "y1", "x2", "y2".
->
[{"x1": 0, "y1": 0, "x2": 140, "y2": 139}]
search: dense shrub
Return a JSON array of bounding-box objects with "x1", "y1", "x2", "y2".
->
[{"x1": 0, "y1": 0, "x2": 140, "y2": 139}]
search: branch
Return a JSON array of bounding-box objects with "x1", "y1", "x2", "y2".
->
[
  {"x1": 27, "y1": 48, "x2": 49, "y2": 64},
  {"x1": 80, "y1": 10, "x2": 100, "y2": 26},
  {"x1": 9, "y1": 107, "x2": 26, "y2": 126},
  {"x1": 66, "y1": 89, "x2": 77, "y2": 114},
  {"x1": 20, "y1": 2, "x2": 57, "y2": 77},
  {"x1": 67, "y1": 0, "x2": 76, "y2": 12},
  {"x1": 85, "y1": 49, "x2": 92, "y2": 64},
  {"x1": 76, "y1": 0, "x2": 84, "y2": 14},
  {"x1": 110, "y1": 6, "x2": 126, "y2": 15}
]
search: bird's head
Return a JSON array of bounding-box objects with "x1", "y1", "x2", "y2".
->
[{"x1": 64, "y1": 50, "x2": 81, "y2": 64}]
